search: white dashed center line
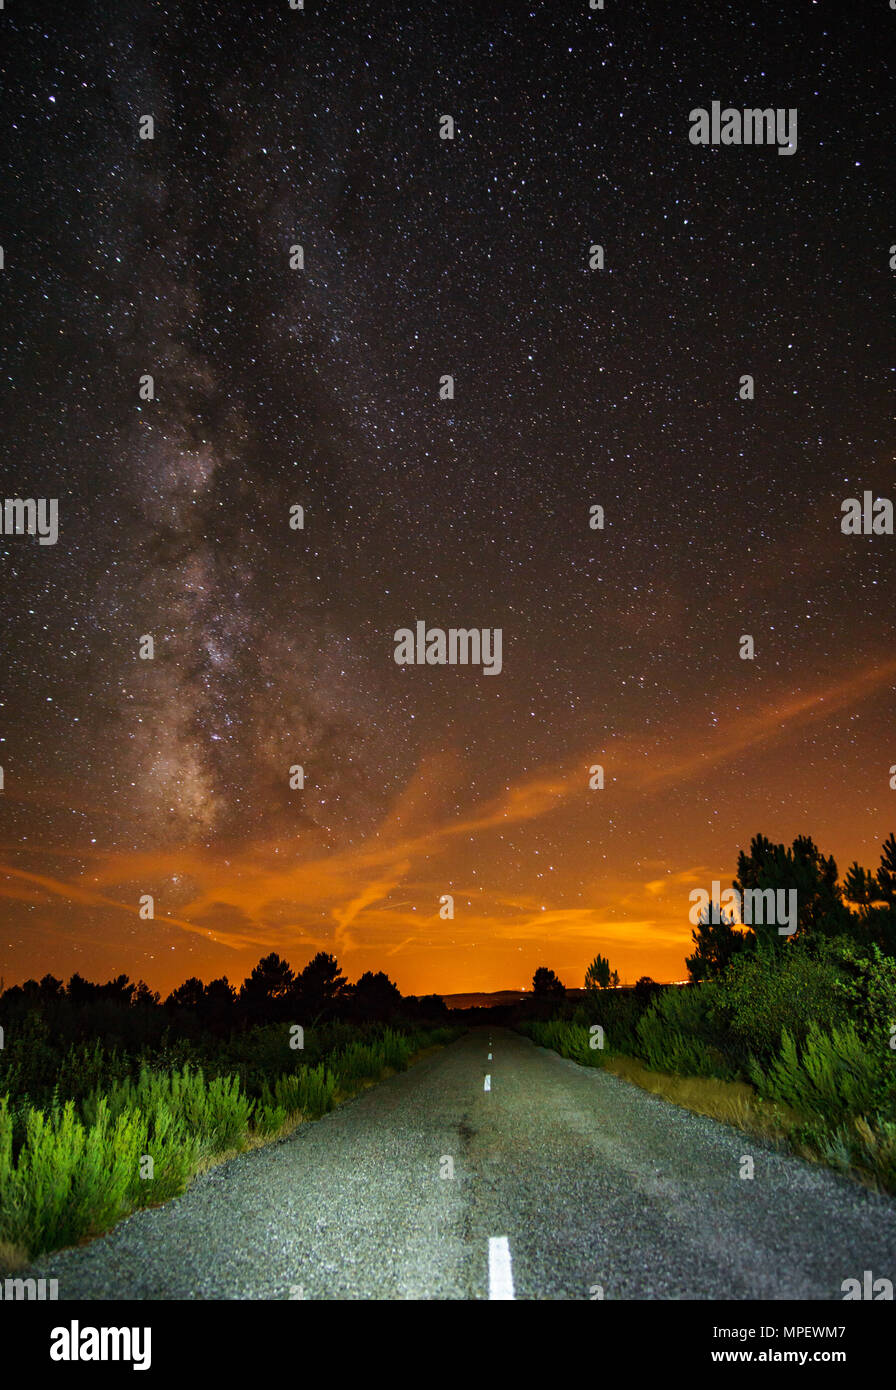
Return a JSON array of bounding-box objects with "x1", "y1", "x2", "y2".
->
[
  {"x1": 484, "y1": 1074, "x2": 491, "y2": 1091},
  {"x1": 488, "y1": 1237, "x2": 515, "y2": 1300}
]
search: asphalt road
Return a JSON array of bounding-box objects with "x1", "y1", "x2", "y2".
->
[{"x1": 29, "y1": 1027, "x2": 896, "y2": 1300}]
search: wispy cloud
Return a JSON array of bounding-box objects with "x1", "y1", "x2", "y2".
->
[{"x1": 0, "y1": 656, "x2": 891, "y2": 986}]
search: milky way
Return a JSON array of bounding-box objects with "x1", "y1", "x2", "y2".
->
[{"x1": 0, "y1": 0, "x2": 893, "y2": 992}]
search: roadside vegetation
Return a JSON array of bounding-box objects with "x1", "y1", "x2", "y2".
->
[
  {"x1": 520, "y1": 831, "x2": 896, "y2": 1194},
  {"x1": 0, "y1": 954, "x2": 457, "y2": 1267}
]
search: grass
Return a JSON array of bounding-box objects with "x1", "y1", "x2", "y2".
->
[
  {"x1": 599, "y1": 1053, "x2": 795, "y2": 1141},
  {"x1": 0, "y1": 1024, "x2": 457, "y2": 1271}
]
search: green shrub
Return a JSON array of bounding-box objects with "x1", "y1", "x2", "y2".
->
[
  {"x1": 716, "y1": 941, "x2": 847, "y2": 1063},
  {"x1": 749, "y1": 1022, "x2": 896, "y2": 1124},
  {"x1": 0, "y1": 1022, "x2": 457, "y2": 1262},
  {"x1": 748, "y1": 1020, "x2": 896, "y2": 1191},
  {"x1": 0, "y1": 1096, "x2": 147, "y2": 1256},
  {"x1": 819, "y1": 940, "x2": 896, "y2": 1045},
  {"x1": 258, "y1": 1064, "x2": 336, "y2": 1123},
  {"x1": 85, "y1": 1065, "x2": 253, "y2": 1158},
  {"x1": 844, "y1": 1116, "x2": 896, "y2": 1190},
  {"x1": 635, "y1": 984, "x2": 736, "y2": 1079},
  {"x1": 580, "y1": 990, "x2": 648, "y2": 1055},
  {"x1": 522, "y1": 1020, "x2": 607, "y2": 1067},
  {"x1": 330, "y1": 1027, "x2": 416, "y2": 1082},
  {"x1": 0, "y1": 1013, "x2": 65, "y2": 1109}
]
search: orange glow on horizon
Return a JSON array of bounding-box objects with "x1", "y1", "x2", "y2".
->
[{"x1": 1, "y1": 658, "x2": 894, "y2": 997}]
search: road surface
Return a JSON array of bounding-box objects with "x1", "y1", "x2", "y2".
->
[{"x1": 29, "y1": 1027, "x2": 896, "y2": 1299}]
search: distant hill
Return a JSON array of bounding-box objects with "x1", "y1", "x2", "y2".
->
[{"x1": 440, "y1": 988, "x2": 587, "y2": 1010}]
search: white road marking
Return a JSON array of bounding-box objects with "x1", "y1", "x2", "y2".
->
[
  {"x1": 487, "y1": 1052, "x2": 492, "y2": 1060},
  {"x1": 484, "y1": 1074, "x2": 491, "y2": 1091},
  {"x1": 488, "y1": 1237, "x2": 515, "y2": 1300}
]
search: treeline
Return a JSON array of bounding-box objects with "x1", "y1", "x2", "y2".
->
[
  {"x1": 0, "y1": 952, "x2": 447, "y2": 1049},
  {"x1": 521, "y1": 831, "x2": 896, "y2": 1191},
  {"x1": 686, "y1": 831, "x2": 896, "y2": 979},
  {"x1": 0, "y1": 952, "x2": 450, "y2": 1120}
]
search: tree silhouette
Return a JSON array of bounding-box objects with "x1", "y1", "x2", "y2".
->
[
  {"x1": 844, "y1": 862, "x2": 878, "y2": 906},
  {"x1": 734, "y1": 833, "x2": 850, "y2": 942},
  {"x1": 585, "y1": 953, "x2": 612, "y2": 991},
  {"x1": 532, "y1": 966, "x2": 565, "y2": 997},
  {"x1": 164, "y1": 977, "x2": 236, "y2": 1034},
  {"x1": 239, "y1": 953, "x2": 296, "y2": 1023},
  {"x1": 297, "y1": 952, "x2": 346, "y2": 1018},
  {"x1": 843, "y1": 833, "x2": 896, "y2": 953},
  {"x1": 686, "y1": 903, "x2": 753, "y2": 983},
  {"x1": 875, "y1": 833, "x2": 896, "y2": 904},
  {"x1": 166, "y1": 977, "x2": 205, "y2": 1010},
  {"x1": 350, "y1": 970, "x2": 402, "y2": 1021}
]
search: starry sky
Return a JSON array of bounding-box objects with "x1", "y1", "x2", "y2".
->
[{"x1": 0, "y1": 0, "x2": 892, "y2": 996}]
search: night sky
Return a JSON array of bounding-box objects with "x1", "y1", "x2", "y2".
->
[{"x1": 0, "y1": 0, "x2": 892, "y2": 995}]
